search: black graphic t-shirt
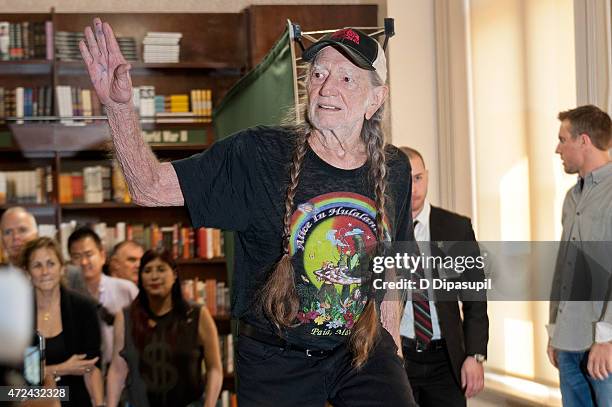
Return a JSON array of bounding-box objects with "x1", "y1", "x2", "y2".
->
[{"x1": 172, "y1": 126, "x2": 412, "y2": 349}]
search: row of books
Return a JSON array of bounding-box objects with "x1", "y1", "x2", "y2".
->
[
  {"x1": 55, "y1": 31, "x2": 138, "y2": 62},
  {"x1": 143, "y1": 32, "x2": 182, "y2": 63},
  {"x1": 0, "y1": 168, "x2": 52, "y2": 204},
  {"x1": 218, "y1": 334, "x2": 235, "y2": 375},
  {"x1": 134, "y1": 86, "x2": 213, "y2": 123},
  {"x1": 0, "y1": 220, "x2": 223, "y2": 266},
  {"x1": 58, "y1": 221, "x2": 224, "y2": 262},
  {"x1": 217, "y1": 334, "x2": 236, "y2": 406},
  {"x1": 0, "y1": 85, "x2": 103, "y2": 122},
  {"x1": 0, "y1": 84, "x2": 212, "y2": 124},
  {"x1": 182, "y1": 278, "x2": 231, "y2": 317},
  {"x1": 55, "y1": 85, "x2": 104, "y2": 122},
  {"x1": 0, "y1": 21, "x2": 52, "y2": 61},
  {"x1": 0, "y1": 86, "x2": 53, "y2": 122},
  {"x1": 58, "y1": 164, "x2": 130, "y2": 204},
  {"x1": 0, "y1": 23, "x2": 187, "y2": 65}
]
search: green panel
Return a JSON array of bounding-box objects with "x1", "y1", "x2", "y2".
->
[
  {"x1": 0, "y1": 131, "x2": 13, "y2": 147},
  {"x1": 187, "y1": 129, "x2": 207, "y2": 144},
  {"x1": 213, "y1": 28, "x2": 296, "y2": 322},
  {"x1": 214, "y1": 28, "x2": 295, "y2": 141}
]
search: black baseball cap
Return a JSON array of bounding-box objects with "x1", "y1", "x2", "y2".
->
[{"x1": 302, "y1": 28, "x2": 387, "y2": 82}]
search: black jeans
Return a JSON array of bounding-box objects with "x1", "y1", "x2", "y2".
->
[
  {"x1": 403, "y1": 343, "x2": 466, "y2": 407},
  {"x1": 236, "y1": 328, "x2": 417, "y2": 407}
]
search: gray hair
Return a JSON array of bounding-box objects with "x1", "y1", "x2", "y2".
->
[{"x1": 0, "y1": 206, "x2": 38, "y2": 231}]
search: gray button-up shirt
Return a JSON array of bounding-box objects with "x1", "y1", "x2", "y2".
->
[{"x1": 548, "y1": 162, "x2": 612, "y2": 351}]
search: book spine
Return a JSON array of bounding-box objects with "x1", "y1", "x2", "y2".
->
[
  {"x1": 45, "y1": 21, "x2": 53, "y2": 60},
  {"x1": 0, "y1": 22, "x2": 9, "y2": 60}
]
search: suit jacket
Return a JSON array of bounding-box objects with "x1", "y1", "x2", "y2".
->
[{"x1": 429, "y1": 205, "x2": 489, "y2": 386}]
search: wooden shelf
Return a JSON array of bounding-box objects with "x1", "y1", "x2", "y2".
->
[
  {"x1": 149, "y1": 143, "x2": 209, "y2": 151},
  {"x1": 176, "y1": 257, "x2": 226, "y2": 265},
  {"x1": 0, "y1": 60, "x2": 53, "y2": 75},
  {"x1": 6, "y1": 122, "x2": 211, "y2": 153},
  {"x1": 56, "y1": 60, "x2": 243, "y2": 76},
  {"x1": 61, "y1": 202, "x2": 139, "y2": 209},
  {"x1": 141, "y1": 121, "x2": 213, "y2": 131},
  {"x1": 0, "y1": 203, "x2": 56, "y2": 210},
  {"x1": 0, "y1": 59, "x2": 51, "y2": 65}
]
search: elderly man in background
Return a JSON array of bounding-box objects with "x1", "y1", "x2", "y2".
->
[
  {"x1": 0, "y1": 207, "x2": 38, "y2": 266},
  {"x1": 108, "y1": 240, "x2": 144, "y2": 285}
]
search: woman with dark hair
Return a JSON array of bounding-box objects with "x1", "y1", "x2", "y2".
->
[
  {"x1": 81, "y1": 18, "x2": 416, "y2": 407},
  {"x1": 106, "y1": 249, "x2": 222, "y2": 407},
  {"x1": 21, "y1": 237, "x2": 104, "y2": 406}
]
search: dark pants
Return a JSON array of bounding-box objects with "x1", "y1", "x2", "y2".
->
[
  {"x1": 403, "y1": 340, "x2": 466, "y2": 407},
  {"x1": 236, "y1": 329, "x2": 417, "y2": 407}
]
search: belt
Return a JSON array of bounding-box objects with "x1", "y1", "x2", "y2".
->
[
  {"x1": 237, "y1": 320, "x2": 339, "y2": 357},
  {"x1": 401, "y1": 336, "x2": 446, "y2": 353}
]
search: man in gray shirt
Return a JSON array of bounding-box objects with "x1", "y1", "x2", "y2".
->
[{"x1": 548, "y1": 104, "x2": 612, "y2": 406}]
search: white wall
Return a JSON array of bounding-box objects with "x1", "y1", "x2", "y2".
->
[
  {"x1": 386, "y1": 0, "x2": 441, "y2": 206},
  {"x1": 468, "y1": 0, "x2": 576, "y2": 384}
]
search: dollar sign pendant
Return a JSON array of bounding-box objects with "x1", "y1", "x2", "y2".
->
[{"x1": 143, "y1": 330, "x2": 179, "y2": 404}]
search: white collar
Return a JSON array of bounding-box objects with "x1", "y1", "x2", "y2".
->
[
  {"x1": 99, "y1": 273, "x2": 109, "y2": 294},
  {"x1": 414, "y1": 200, "x2": 431, "y2": 227}
]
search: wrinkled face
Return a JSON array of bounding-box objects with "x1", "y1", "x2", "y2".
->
[
  {"x1": 409, "y1": 156, "x2": 429, "y2": 217},
  {"x1": 555, "y1": 119, "x2": 584, "y2": 174},
  {"x1": 28, "y1": 247, "x2": 63, "y2": 292},
  {"x1": 69, "y1": 237, "x2": 105, "y2": 281},
  {"x1": 110, "y1": 243, "x2": 143, "y2": 285},
  {"x1": 307, "y1": 47, "x2": 384, "y2": 135},
  {"x1": 1, "y1": 212, "x2": 37, "y2": 263},
  {"x1": 141, "y1": 257, "x2": 176, "y2": 299}
]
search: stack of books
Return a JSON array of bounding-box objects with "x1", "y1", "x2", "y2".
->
[
  {"x1": 131, "y1": 85, "x2": 213, "y2": 123},
  {"x1": 142, "y1": 32, "x2": 181, "y2": 63},
  {"x1": 0, "y1": 167, "x2": 52, "y2": 205},
  {"x1": 55, "y1": 31, "x2": 84, "y2": 61},
  {"x1": 58, "y1": 221, "x2": 224, "y2": 262},
  {"x1": 181, "y1": 278, "x2": 231, "y2": 316},
  {"x1": 0, "y1": 86, "x2": 53, "y2": 122},
  {"x1": 0, "y1": 21, "x2": 51, "y2": 60},
  {"x1": 117, "y1": 37, "x2": 137, "y2": 61},
  {"x1": 55, "y1": 85, "x2": 103, "y2": 124},
  {"x1": 58, "y1": 165, "x2": 131, "y2": 204}
]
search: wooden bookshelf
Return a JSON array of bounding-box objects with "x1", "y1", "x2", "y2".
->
[{"x1": 0, "y1": 14, "x2": 241, "y2": 359}]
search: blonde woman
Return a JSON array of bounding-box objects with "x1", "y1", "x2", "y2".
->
[{"x1": 21, "y1": 237, "x2": 103, "y2": 406}]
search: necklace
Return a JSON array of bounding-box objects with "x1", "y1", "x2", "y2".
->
[{"x1": 42, "y1": 312, "x2": 51, "y2": 321}]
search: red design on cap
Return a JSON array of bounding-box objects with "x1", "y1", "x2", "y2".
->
[{"x1": 331, "y1": 29, "x2": 360, "y2": 45}]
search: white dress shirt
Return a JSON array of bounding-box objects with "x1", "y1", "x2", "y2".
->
[
  {"x1": 98, "y1": 274, "x2": 138, "y2": 365},
  {"x1": 400, "y1": 201, "x2": 442, "y2": 340}
]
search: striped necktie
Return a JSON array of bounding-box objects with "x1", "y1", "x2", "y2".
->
[{"x1": 412, "y1": 220, "x2": 433, "y2": 346}]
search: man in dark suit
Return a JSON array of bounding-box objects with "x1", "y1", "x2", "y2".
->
[{"x1": 399, "y1": 147, "x2": 489, "y2": 406}]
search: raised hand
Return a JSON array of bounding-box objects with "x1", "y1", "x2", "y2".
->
[{"x1": 79, "y1": 18, "x2": 132, "y2": 108}]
